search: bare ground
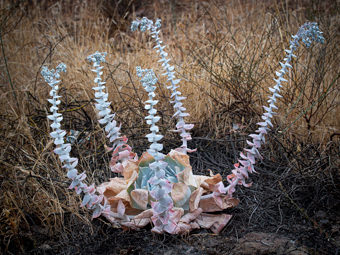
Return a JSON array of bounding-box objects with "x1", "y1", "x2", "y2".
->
[{"x1": 4, "y1": 136, "x2": 339, "y2": 255}]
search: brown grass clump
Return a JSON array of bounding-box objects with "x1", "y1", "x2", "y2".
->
[{"x1": 0, "y1": 0, "x2": 339, "y2": 253}]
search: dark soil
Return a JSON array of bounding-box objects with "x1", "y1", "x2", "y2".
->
[{"x1": 4, "y1": 135, "x2": 339, "y2": 255}]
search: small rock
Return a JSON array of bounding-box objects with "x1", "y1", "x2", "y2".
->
[
  {"x1": 231, "y1": 232, "x2": 308, "y2": 255},
  {"x1": 38, "y1": 244, "x2": 52, "y2": 250}
]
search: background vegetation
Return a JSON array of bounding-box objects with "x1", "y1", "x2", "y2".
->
[{"x1": 0, "y1": 0, "x2": 339, "y2": 254}]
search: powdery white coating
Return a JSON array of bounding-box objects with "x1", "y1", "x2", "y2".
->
[
  {"x1": 87, "y1": 52, "x2": 121, "y2": 145},
  {"x1": 42, "y1": 21, "x2": 324, "y2": 235},
  {"x1": 42, "y1": 63, "x2": 111, "y2": 219},
  {"x1": 87, "y1": 51, "x2": 135, "y2": 173},
  {"x1": 137, "y1": 66, "x2": 177, "y2": 234},
  {"x1": 225, "y1": 22, "x2": 325, "y2": 197},
  {"x1": 132, "y1": 17, "x2": 195, "y2": 154}
]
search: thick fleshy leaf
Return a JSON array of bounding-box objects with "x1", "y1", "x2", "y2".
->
[
  {"x1": 67, "y1": 169, "x2": 78, "y2": 179},
  {"x1": 131, "y1": 189, "x2": 148, "y2": 210}
]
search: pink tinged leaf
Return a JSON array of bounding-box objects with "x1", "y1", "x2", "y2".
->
[
  {"x1": 246, "y1": 140, "x2": 255, "y2": 147},
  {"x1": 118, "y1": 150, "x2": 130, "y2": 160},
  {"x1": 110, "y1": 162, "x2": 123, "y2": 173},
  {"x1": 226, "y1": 174, "x2": 235, "y2": 184},
  {"x1": 239, "y1": 166, "x2": 249, "y2": 178},
  {"x1": 152, "y1": 201, "x2": 168, "y2": 215},
  {"x1": 246, "y1": 152, "x2": 255, "y2": 164},
  {"x1": 85, "y1": 184, "x2": 96, "y2": 194},
  {"x1": 105, "y1": 145, "x2": 113, "y2": 152},
  {"x1": 163, "y1": 220, "x2": 178, "y2": 234},
  {"x1": 91, "y1": 195, "x2": 104, "y2": 206},
  {"x1": 248, "y1": 164, "x2": 256, "y2": 173},
  {"x1": 151, "y1": 226, "x2": 163, "y2": 234},
  {"x1": 241, "y1": 179, "x2": 253, "y2": 187},
  {"x1": 213, "y1": 182, "x2": 228, "y2": 194},
  {"x1": 238, "y1": 159, "x2": 250, "y2": 167},
  {"x1": 227, "y1": 182, "x2": 237, "y2": 195},
  {"x1": 75, "y1": 185, "x2": 83, "y2": 194},
  {"x1": 102, "y1": 204, "x2": 112, "y2": 216},
  {"x1": 186, "y1": 147, "x2": 197, "y2": 153},
  {"x1": 240, "y1": 152, "x2": 247, "y2": 160},
  {"x1": 253, "y1": 139, "x2": 261, "y2": 148},
  {"x1": 117, "y1": 199, "x2": 125, "y2": 216},
  {"x1": 249, "y1": 134, "x2": 261, "y2": 140},
  {"x1": 231, "y1": 169, "x2": 243, "y2": 181},
  {"x1": 158, "y1": 211, "x2": 171, "y2": 225}
]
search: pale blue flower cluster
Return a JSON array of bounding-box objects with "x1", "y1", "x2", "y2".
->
[{"x1": 297, "y1": 22, "x2": 325, "y2": 48}]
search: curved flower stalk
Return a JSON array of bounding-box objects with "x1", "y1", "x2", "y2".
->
[
  {"x1": 225, "y1": 22, "x2": 325, "y2": 197},
  {"x1": 87, "y1": 52, "x2": 136, "y2": 173},
  {"x1": 42, "y1": 63, "x2": 111, "y2": 219},
  {"x1": 132, "y1": 17, "x2": 195, "y2": 154},
  {"x1": 136, "y1": 66, "x2": 177, "y2": 233}
]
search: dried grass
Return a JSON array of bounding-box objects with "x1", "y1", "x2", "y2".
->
[{"x1": 0, "y1": 0, "x2": 339, "y2": 253}]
